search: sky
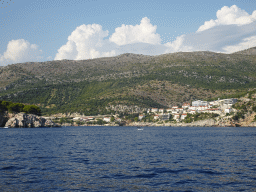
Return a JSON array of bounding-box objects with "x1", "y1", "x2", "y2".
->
[{"x1": 0, "y1": 0, "x2": 256, "y2": 66}]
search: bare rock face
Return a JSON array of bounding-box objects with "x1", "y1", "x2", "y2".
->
[
  {"x1": 5, "y1": 117, "x2": 17, "y2": 128},
  {"x1": 4, "y1": 113, "x2": 59, "y2": 128},
  {"x1": 187, "y1": 119, "x2": 216, "y2": 127},
  {"x1": 44, "y1": 119, "x2": 57, "y2": 127}
]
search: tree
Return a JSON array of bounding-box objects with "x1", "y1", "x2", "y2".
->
[
  {"x1": 8, "y1": 103, "x2": 24, "y2": 113},
  {"x1": 96, "y1": 119, "x2": 105, "y2": 125},
  {"x1": 23, "y1": 105, "x2": 41, "y2": 116}
]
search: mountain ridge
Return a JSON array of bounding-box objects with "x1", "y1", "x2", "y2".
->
[{"x1": 0, "y1": 48, "x2": 256, "y2": 115}]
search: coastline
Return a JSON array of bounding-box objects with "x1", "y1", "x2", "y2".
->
[{"x1": 73, "y1": 119, "x2": 256, "y2": 127}]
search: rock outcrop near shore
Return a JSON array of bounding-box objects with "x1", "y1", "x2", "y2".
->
[
  {"x1": 4, "y1": 113, "x2": 59, "y2": 128},
  {"x1": 0, "y1": 113, "x2": 8, "y2": 127}
]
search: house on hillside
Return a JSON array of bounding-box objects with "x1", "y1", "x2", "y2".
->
[
  {"x1": 166, "y1": 108, "x2": 172, "y2": 113},
  {"x1": 151, "y1": 108, "x2": 158, "y2": 113},
  {"x1": 116, "y1": 118, "x2": 122, "y2": 122},
  {"x1": 192, "y1": 100, "x2": 208, "y2": 107},
  {"x1": 139, "y1": 114, "x2": 145, "y2": 120},
  {"x1": 188, "y1": 110, "x2": 196, "y2": 114},
  {"x1": 176, "y1": 108, "x2": 183, "y2": 113},
  {"x1": 173, "y1": 114, "x2": 180, "y2": 120},
  {"x1": 206, "y1": 108, "x2": 221, "y2": 114},
  {"x1": 225, "y1": 108, "x2": 232, "y2": 114},
  {"x1": 154, "y1": 115, "x2": 159, "y2": 120},
  {"x1": 161, "y1": 114, "x2": 170, "y2": 121},
  {"x1": 182, "y1": 103, "x2": 190, "y2": 109},
  {"x1": 159, "y1": 109, "x2": 164, "y2": 113},
  {"x1": 189, "y1": 105, "x2": 197, "y2": 110},
  {"x1": 80, "y1": 117, "x2": 89, "y2": 121},
  {"x1": 181, "y1": 114, "x2": 187, "y2": 120},
  {"x1": 73, "y1": 117, "x2": 81, "y2": 121},
  {"x1": 103, "y1": 117, "x2": 111, "y2": 122}
]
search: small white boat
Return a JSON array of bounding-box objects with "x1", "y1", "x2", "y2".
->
[
  {"x1": 137, "y1": 127, "x2": 143, "y2": 130},
  {"x1": 3, "y1": 127, "x2": 9, "y2": 129}
]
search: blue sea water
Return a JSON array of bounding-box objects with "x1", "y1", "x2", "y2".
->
[{"x1": 0, "y1": 126, "x2": 256, "y2": 191}]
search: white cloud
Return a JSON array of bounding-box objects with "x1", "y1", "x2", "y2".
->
[
  {"x1": 109, "y1": 17, "x2": 161, "y2": 46},
  {"x1": 164, "y1": 35, "x2": 193, "y2": 53},
  {"x1": 198, "y1": 5, "x2": 256, "y2": 32},
  {"x1": 164, "y1": 21, "x2": 256, "y2": 54},
  {"x1": 55, "y1": 6, "x2": 256, "y2": 61},
  {"x1": 162, "y1": 5, "x2": 256, "y2": 54},
  {"x1": 55, "y1": 17, "x2": 163, "y2": 60},
  {"x1": 0, "y1": 39, "x2": 42, "y2": 66},
  {"x1": 54, "y1": 24, "x2": 116, "y2": 60},
  {"x1": 223, "y1": 36, "x2": 256, "y2": 53}
]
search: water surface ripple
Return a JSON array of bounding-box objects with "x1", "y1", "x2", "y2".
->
[{"x1": 1, "y1": 126, "x2": 256, "y2": 191}]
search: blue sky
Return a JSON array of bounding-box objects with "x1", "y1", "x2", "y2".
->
[{"x1": 1, "y1": 0, "x2": 256, "y2": 65}]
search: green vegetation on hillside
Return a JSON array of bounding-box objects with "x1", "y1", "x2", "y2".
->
[
  {"x1": 0, "y1": 51, "x2": 256, "y2": 115},
  {"x1": 184, "y1": 113, "x2": 219, "y2": 123},
  {"x1": 0, "y1": 79, "x2": 164, "y2": 115},
  {"x1": 0, "y1": 100, "x2": 41, "y2": 115}
]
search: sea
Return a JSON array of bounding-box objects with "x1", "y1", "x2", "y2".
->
[{"x1": 0, "y1": 126, "x2": 256, "y2": 191}]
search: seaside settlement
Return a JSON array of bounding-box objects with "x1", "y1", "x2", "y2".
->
[
  {"x1": 47, "y1": 98, "x2": 249, "y2": 127},
  {"x1": 3, "y1": 94, "x2": 256, "y2": 127}
]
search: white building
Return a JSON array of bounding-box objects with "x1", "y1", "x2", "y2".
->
[
  {"x1": 182, "y1": 103, "x2": 190, "y2": 109},
  {"x1": 176, "y1": 108, "x2": 183, "y2": 113},
  {"x1": 139, "y1": 114, "x2": 145, "y2": 120},
  {"x1": 166, "y1": 108, "x2": 172, "y2": 113},
  {"x1": 73, "y1": 117, "x2": 80, "y2": 121},
  {"x1": 225, "y1": 108, "x2": 232, "y2": 114},
  {"x1": 151, "y1": 108, "x2": 158, "y2": 113},
  {"x1": 188, "y1": 110, "x2": 196, "y2": 114},
  {"x1": 189, "y1": 106, "x2": 197, "y2": 110},
  {"x1": 173, "y1": 114, "x2": 180, "y2": 120},
  {"x1": 103, "y1": 117, "x2": 111, "y2": 122},
  {"x1": 192, "y1": 100, "x2": 208, "y2": 107},
  {"x1": 181, "y1": 114, "x2": 187, "y2": 120}
]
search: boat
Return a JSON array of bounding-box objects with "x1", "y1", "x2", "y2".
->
[{"x1": 137, "y1": 126, "x2": 143, "y2": 130}]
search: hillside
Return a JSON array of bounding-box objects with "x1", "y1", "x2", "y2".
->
[
  {"x1": 234, "y1": 47, "x2": 256, "y2": 55},
  {"x1": 0, "y1": 49, "x2": 256, "y2": 115}
]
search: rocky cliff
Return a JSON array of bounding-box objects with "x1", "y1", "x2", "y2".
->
[{"x1": 4, "y1": 113, "x2": 59, "y2": 128}]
